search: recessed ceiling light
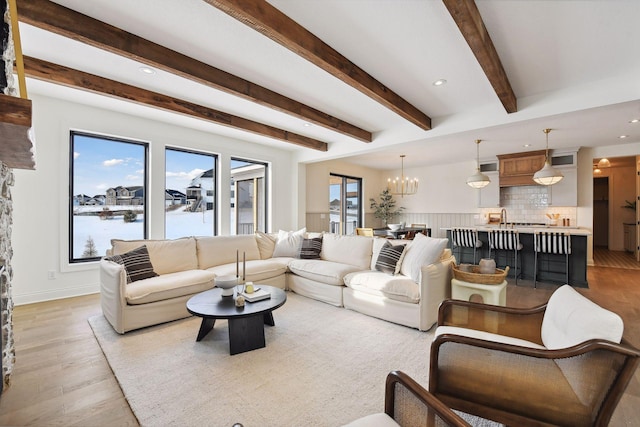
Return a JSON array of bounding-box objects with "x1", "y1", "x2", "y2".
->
[
  {"x1": 139, "y1": 66, "x2": 156, "y2": 75},
  {"x1": 523, "y1": 144, "x2": 531, "y2": 148},
  {"x1": 629, "y1": 119, "x2": 639, "y2": 124},
  {"x1": 303, "y1": 122, "x2": 312, "y2": 127},
  {"x1": 432, "y1": 79, "x2": 447, "y2": 86},
  {"x1": 619, "y1": 135, "x2": 629, "y2": 139}
]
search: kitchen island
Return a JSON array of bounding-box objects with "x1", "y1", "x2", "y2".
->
[{"x1": 444, "y1": 226, "x2": 591, "y2": 288}]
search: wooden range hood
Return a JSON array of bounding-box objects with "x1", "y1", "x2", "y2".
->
[{"x1": 497, "y1": 150, "x2": 546, "y2": 187}]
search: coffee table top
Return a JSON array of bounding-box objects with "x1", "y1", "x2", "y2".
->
[{"x1": 186, "y1": 285, "x2": 286, "y2": 319}]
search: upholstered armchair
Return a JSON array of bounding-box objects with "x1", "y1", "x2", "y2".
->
[
  {"x1": 429, "y1": 285, "x2": 640, "y2": 427},
  {"x1": 344, "y1": 371, "x2": 470, "y2": 427}
]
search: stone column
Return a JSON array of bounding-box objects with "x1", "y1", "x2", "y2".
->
[{"x1": 0, "y1": 162, "x2": 14, "y2": 389}]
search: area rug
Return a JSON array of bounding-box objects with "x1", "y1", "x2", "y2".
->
[{"x1": 89, "y1": 293, "x2": 498, "y2": 426}]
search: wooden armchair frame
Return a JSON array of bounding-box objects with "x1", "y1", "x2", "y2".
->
[
  {"x1": 430, "y1": 299, "x2": 640, "y2": 427},
  {"x1": 385, "y1": 371, "x2": 471, "y2": 427}
]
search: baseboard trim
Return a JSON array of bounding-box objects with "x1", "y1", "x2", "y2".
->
[{"x1": 13, "y1": 283, "x2": 99, "y2": 306}]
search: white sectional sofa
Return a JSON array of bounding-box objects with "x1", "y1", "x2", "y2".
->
[{"x1": 100, "y1": 231, "x2": 454, "y2": 334}]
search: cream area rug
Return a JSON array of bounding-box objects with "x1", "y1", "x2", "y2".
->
[{"x1": 89, "y1": 292, "x2": 498, "y2": 427}]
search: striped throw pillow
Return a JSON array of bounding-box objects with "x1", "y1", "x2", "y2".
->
[
  {"x1": 298, "y1": 237, "x2": 323, "y2": 259},
  {"x1": 106, "y1": 245, "x2": 158, "y2": 284},
  {"x1": 375, "y1": 241, "x2": 406, "y2": 275}
]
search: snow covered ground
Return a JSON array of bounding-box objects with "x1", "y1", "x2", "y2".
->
[{"x1": 73, "y1": 206, "x2": 214, "y2": 259}]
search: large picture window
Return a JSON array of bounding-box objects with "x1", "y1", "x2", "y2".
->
[
  {"x1": 230, "y1": 158, "x2": 268, "y2": 235},
  {"x1": 70, "y1": 132, "x2": 148, "y2": 263},
  {"x1": 165, "y1": 148, "x2": 217, "y2": 238}
]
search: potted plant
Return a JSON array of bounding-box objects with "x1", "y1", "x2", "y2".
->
[{"x1": 369, "y1": 189, "x2": 404, "y2": 226}]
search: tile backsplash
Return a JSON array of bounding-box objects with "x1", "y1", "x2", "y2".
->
[{"x1": 480, "y1": 186, "x2": 577, "y2": 225}]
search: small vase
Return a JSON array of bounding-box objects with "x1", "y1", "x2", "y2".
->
[{"x1": 479, "y1": 258, "x2": 496, "y2": 274}]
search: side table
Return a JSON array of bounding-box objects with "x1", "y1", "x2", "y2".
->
[{"x1": 451, "y1": 278, "x2": 507, "y2": 306}]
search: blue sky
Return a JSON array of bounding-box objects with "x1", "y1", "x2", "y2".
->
[{"x1": 72, "y1": 135, "x2": 215, "y2": 196}]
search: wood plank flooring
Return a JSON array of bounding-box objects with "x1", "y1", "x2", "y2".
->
[{"x1": 0, "y1": 265, "x2": 639, "y2": 426}]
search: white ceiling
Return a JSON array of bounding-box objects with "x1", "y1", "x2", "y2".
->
[{"x1": 19, "y1": 0, "x2": 640, "y2": 170}]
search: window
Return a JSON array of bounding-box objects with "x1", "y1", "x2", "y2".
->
[
  {"x1": 230, "y1": 158, "x2": 268, "y2": 235},
  {"x1": 165, "y1": 148, "x2": 217, "y2": 239},
  {"x1": 70, "y1": 132, "x2": 148, "y2": 263},
  {"x1": 329, "y1": 174, "x2": 362, "y2": 235}
]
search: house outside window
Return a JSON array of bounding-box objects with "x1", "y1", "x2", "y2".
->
[
  {"x1": 70, "y1": 132, "x2": 148, "y2": 263},
  {"x1": 165, "y1": 147, "x2": 217, "y2": 239}
]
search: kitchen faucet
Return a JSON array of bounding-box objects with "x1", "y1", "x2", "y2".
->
[{"x1": 500, "y1": 208, "x2": 508, "y2": 228}]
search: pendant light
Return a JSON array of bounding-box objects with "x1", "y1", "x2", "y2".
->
[
  {"x1": 533, "y1": 128, "x2": 564, "y2": 186},
  {"x1": 387, "y1": 155, "x2": 418, "y2": 197},
  {"x1": 466, "y1": 140, "x2": 491, "y2": 188}
]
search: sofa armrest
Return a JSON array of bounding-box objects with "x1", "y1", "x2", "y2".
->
[
  {"x1": 417, "y1": 255, "x2": 455, "y2": 331},
  {"x1": 100, "y1": 259, "x2": 128, "y2": 334},
  {"x1": 438, "y1": 299, "x2": 546, "y2": 344}
]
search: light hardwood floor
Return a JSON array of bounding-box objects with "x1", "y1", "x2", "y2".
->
[{"x1": 0, "y1": 266, "x2": 639, "y2": 426}]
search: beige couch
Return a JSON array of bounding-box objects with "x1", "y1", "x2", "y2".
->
[{"x1": 100, "y1": 232, "x2": 454, "y2": 334}]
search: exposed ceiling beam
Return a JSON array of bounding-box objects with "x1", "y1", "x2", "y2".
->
[
  {"x1": 23, "y1": 56, "x2": 328, "y2": 151},
  {"x1": 203, "y1": 0, "x2": 432, "y2": 131},
  {"x1": 17, "y1": 0, "x2": 369, "y2": 143},
  {"x1": 443, "y1": 0, "x2": 517, "y2": 113}
]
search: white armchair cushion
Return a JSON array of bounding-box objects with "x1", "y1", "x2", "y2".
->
[
  {"x1": 436, "y1": 326, "x2": 545, "y2": 349},
  {"x1": 341, "y1": 413, "x2": 399, "y2": 427},
  {"x1": 541, "y1": 285, "x2": 623, "y2": 350},
  {"x1": 399, "y1": 234, "x2": 448, "y2": 283}
]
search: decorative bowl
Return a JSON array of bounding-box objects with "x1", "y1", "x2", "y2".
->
[
  {"x1": 387, "y1": 223, "x2": 402, "y2": 231},
  {"x1": 216, "y1": 275, "x2": 238, "y2": 297}
]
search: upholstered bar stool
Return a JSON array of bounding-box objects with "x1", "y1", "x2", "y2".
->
[
  {"x1": 451, "y1": 228, "x2": 483, "y2": 264},
  {"x1": 533, "y1": 231, "x2": 571, "y2": 288},
  {"x1": 488, "y1": 229, "x2": 523, "y2": 285}
]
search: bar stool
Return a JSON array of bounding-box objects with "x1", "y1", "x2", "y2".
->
[
  {"x1": 451, "y1": 228, "x2": 483, "y2": 264},
  {"x1": 488, "y1": 229, "x2": 523, "y2": 285},
  {"x1": 534, "y1": 231, "x2": 571, "y2": 288}
]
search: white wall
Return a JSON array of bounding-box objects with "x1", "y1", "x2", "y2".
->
[{"x1": 11, "y1": 94, "x2": 296, "y2": 305}]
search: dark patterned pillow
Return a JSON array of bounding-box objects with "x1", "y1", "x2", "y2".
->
[
  {"x1": 298, "y1": 237, "x2": 323, "y2": 259},
  {"x1": 105, "y1": 245, "x2": 158, "y2": 284},
  {"x1": 375, "y1": 241, "x2": 406, "y2": 275}
]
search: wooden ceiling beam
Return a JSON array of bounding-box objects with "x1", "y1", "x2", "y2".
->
[
  {"x1": 443, "y1": 0, "x2": 517, "y2": 113},
  {"x1": 23, "y1": 57, "x2": 327, "y2": 151},
  {"x1": 17, "y1": 0, "x2": 368, "y2": 143},
  {"x1": 203, "y1": 0, "x2": 432, "y2": 131}
]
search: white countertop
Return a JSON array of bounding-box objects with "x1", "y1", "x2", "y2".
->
[{"x1": 442, "y1": 226, "x2": 592, "y2": 236}]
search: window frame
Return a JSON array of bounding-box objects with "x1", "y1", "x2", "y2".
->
[
  {"x1": 230, "y1": 157, "x2": 269, "y2": 234},
  {"x1": 68, "y1": 131, "x2": 149, "y2": 264},
  {"x1": 329, "y1": 173, "x2": 363, "y2": 235}
]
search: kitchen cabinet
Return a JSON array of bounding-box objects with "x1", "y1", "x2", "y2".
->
[
  {"x1": 478, "y1": 171, "x2": 500, "y2": 207},
  {"x1": 548, "y1": 168, "x2": 577, "y2": 206},
  {"x1": 498, "y1": 150, "x2": 546, "y2": 187}
]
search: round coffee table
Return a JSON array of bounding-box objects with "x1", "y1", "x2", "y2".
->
[{"x1": 186, "y1": 285, "x2": 286, "y2": 355}]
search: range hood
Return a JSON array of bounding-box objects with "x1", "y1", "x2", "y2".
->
[{"x1": 497, "y1": 150, "x2": 546, "y2": 187}]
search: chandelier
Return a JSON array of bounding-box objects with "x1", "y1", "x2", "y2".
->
[
  {"x1": 466, "y1": 139, "x2": 491, "y2": 188},
  {"x1": 533, "y1": 128, "x2": 564, "y2": 186},
  {"x1": 387, "y1": 155, "x2": 418, "y2": 197}
]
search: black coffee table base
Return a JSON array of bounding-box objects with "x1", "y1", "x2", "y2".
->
[{"x1": 196, "y1": 312, "x2": 276, "y2": 355}]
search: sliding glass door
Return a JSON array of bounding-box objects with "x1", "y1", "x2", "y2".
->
[{"x1": 329, "y1": 174, "x2": 362, "y2": 235}]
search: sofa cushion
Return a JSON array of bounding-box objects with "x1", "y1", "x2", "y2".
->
[
  {"x1": 272, "y1": 228, "x2": 307, "y2": 257},
  {"x1": 125, "y1": 269, "x2": 215, "y2": 305},
  {"x1": 111, "y1": 237, "x2": 198, "y2": 275},
  {"x1": 374, "y1": 242, "x2": 406, "y2": 275},
  {"x1": 321, "y1": 234, "x2": 373, "y2": 269},
  {"x1": 344, "y1": 270, "x2": 419, "y2": 303},
  {"x1": 298, "y1": 236, "x2": 323, "y2": 259},
  {"x1": 207, "y1": 259, "x2": 289, "y2": 283},
  {"x1": 288, "y1": 259, "x2": 362, "y2": 286},
  {"x1": 541, "y1": 285, "x2": 623, "y2": 350},
  {"x1": 105, "y1": 245, "x2": 158, "y2": 284},
  {"x1": 399, "y1": 234, "x2": 448, "y2": 283},
  {"x1": 341, "y1": 413, "x2": 400, "y2": 427},
  {"x1": 255, "y1": 231, "x2": 277, "y2": 259},
  {"x1": 196, "y1": 235, "x2": 261, "y2": 270}
]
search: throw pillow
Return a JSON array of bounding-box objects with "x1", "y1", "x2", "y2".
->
[
  {"x1": 105, "y1": 245, "x2": 158, "y2": 284},
  {"x1": 375, "y1": 241, "x2": 406, "y2": 275},
  {"x1": 272, "y1": 228, "x2": 307, "y2": 257},
  {"x1": 298, "y1": 236, "x2": 323, "y2": 259},
  {"x1": 255, "y1": 231, "x2": 277, "y2": 259},
  {"x1": 400, "y1": 233, "x2": 448, "y2": 283}
]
